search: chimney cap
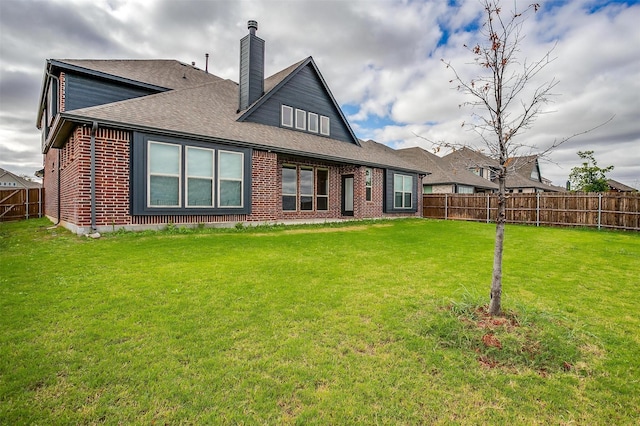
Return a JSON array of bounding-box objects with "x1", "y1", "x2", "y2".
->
[{"x1": 248, "y1": 20, "x2": 258, "y2": 34}]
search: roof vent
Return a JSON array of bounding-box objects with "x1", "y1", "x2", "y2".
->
[{"x1": 248, "y1": 20, "x2": 258, "y2": 35}]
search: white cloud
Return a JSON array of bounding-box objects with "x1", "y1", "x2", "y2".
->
[{"x1": 0, "y1": 0, "x2": 638, "y2": 187}]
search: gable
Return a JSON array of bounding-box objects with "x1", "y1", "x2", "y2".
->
[{"x1": 238, "y1": 60, "x2": 359, "y2": 145}]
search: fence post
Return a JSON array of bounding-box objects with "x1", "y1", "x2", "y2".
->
[
  {"x1": 536, "y1": 192, "x2": 540, "y2": 227},
  {"x1": 486, "y1": 194, "x2": 490, "y2": 223},
  {"x1": 39, "y1": 187, "x2": 43, "y2": 217},
  {"x1": 598, "y1": 193, "x2": 602, "y2": 230},
  {"x1": 445, "y1": 193, "x2": 448, "y2": 220}
]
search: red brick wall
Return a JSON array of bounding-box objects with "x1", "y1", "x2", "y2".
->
[
  {"x1": 43, "y1": 124, "x2": 420, "y2": 232},
  {"x1": 247, "y1": 150, "x2": 279, "y2": 222}
]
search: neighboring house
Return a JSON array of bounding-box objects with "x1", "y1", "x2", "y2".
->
[
  {"x1": 0, "y1": 168, "x2": 42, "y2": 189},
  {"x1": 606, "y1": 179, "x2": 637, "y2": 192},
  {"x1": 442, "y1": 148, "x2": 561, "y2": 193},
  {"x1": 396, "y1": 147, "x2": 498, "y2": 194},
  {"x1": 503, "y1": 155, "x2": 564, "y2": 193},
  {"x1": 37, "y1": 21, "x2": 425, "y2": 234}
]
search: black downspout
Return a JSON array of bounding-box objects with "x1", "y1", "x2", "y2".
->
[
  {"x1": 90, "y1": 121, "x2": 98, "y2": 231},
  {"x1": 55, "y1": 148, "x2": 61, "y2": 225}
]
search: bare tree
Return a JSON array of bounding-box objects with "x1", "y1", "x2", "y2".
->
[{"x1": 443, "y1": 1, "x2": 556, "y2": 316}]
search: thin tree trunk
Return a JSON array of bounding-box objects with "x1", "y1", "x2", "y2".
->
[{"x1": 489, "y1": 175, "x2": 506, "y2": 315}]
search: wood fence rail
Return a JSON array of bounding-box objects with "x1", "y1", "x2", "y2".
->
[
  {"x1": 423, "y1": 192, "x2": 640, "y2": 231},
  {"x1": 0, "y1": 188, "x2": 45, "y2": 222}
]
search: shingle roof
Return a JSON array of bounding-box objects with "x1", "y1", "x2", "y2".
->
[
  {"x1": 396, "y1": 147, "x2": 498, "y2": 190},
  {"x1": 443, "y1": 147, "x2": 501, "y2": 169},
  {"x1": 504, "y1": 155, "x2": 563, "y2": 192},
  {"x1": 0, "y1": 168, "x2": 42, "y2": 188},
  {"x1": 607, "y1": 179, "x2": 637, "y2": 192},
  {"x1": 52, "y1": 59, "x2": 223, "y2": 90},
  {"x1": 54, "y1": 75, "x2": 425, "y2": 173}
]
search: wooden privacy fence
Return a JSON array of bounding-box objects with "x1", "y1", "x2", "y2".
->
[
  {"x1": 423, "y1": 192, "x2": 640, "y2": 231},
  {"x1": 0, "y1": 188, "x2": 45, "y2": 222}
]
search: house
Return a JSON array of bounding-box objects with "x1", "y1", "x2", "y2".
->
[
  {"x1": 0, "y1": 168, "x2": 42, "y2": 189},
  {"x1": 396, "y1": 147, "x2": 498, "y2": 194},
  {"x1": 606, "y1": 179, "x2": 637, "y2": 192},
  {"x1": 37, "y1": 21, "x2": 426, "y2": 234},
  {"x1": 442, "y1": 148, "x2": 561, "y2": 193},
  {"x1": 503, "y1": 156, "x2": 564, "y2": 193}
]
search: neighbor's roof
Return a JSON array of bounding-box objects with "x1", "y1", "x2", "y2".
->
[
  {"x1": 48, "y1": 61, "x2": 425, "y2": 174},
  {"x1": 607, "y1": 179, "x2": 637, "y2": 192},
  {"x1": 443, "y1": 147, "x2": 501, "y2": 169},
  {"x1": 0, "y1": 168, "x2": 42, "y2": 188},
  {"x1": 396, "y1": 147, "x2": 498, "y2": 190}
]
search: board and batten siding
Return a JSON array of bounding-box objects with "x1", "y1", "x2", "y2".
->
[
  {"x1": 243, "y1": 64, "x2": 357, "y2": 144},
  {"x1": 64, "y1": 72, "x2": 161, "y2": 112}
]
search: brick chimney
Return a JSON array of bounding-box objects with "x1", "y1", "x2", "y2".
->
[{"x1": 238, "y1": 20, "x2": 264, "y2": 111}]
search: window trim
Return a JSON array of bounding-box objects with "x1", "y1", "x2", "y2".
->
[
  {"x1": 365, "y1": 168, "x2": 373, "y2": 202},
  {"x1": 217, "y1": 150, "x2": 245, "y2": 208},
  {"x1": 281, "y1": 105, "x2": 294, "y2": 128},
  {"x1": 148, "y1": 141, "x2": 182, "y2": 208},
  {"x1": 308, "y1": 112, "x2": 319, "y2": 133},
  {"x1": 186, "y1": 146, "x2": 215, "y2": 208},
  {"x1": 295, "y1": 109, "x2": 307, "y2": 131},
  {"x1": 282, "y1": 165, "x2": 298, "y2": 211},
  {"x1": 316, "y1": 168, "x2": 329, "y2": 211},
  {"x1": 320, "y1": 115, "x2": 330, "y2": 135},
  {"x1": 300, "y1": 167, "x2": 314, "y2": 211}
]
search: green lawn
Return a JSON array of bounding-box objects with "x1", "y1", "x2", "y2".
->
[{"x1": 1, "y1": 218, "x2": 639, "y2": 424}]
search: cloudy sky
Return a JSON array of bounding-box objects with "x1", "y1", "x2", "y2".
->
[{"x1": 1, "y1": 0, "x2": 639, "y2": 187}]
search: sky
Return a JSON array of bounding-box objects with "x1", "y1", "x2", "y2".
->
[{"x1": 0, "y1": 0, "x2": 639, "y2": 188}]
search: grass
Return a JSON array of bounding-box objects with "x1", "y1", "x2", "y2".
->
[{"x1": 1, "y1": 218, "x2": 639, "y2": 424}]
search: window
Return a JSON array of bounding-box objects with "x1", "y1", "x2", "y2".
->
[
  {"x1": 308, "y1": 113, "x2": 319, "y2": 133},
  {"x1": 394, "y1": 174, "x2": 413, "y2": 209},
  {"x1": 295, "y1": 109, "x2": 306, "y2": 131},
  {"x1": 134, "y1": 135, "x2": 249, "y2": 215},
  {"x1": 219, "y1": 151, "x2": 244, "y2": 207},
  {"x1": 317, "y1": 169, "x2": 329, "y2": 210},
  {"x1": 365, "y1": 168, "x2": 373, "y2": 201},
  {"x1": 300, "y1": 168, "x2": 314, "y2": 210},
  {"x1": 457, "y1": 185, "x2": 474, "y2": 194},
  {"x1": 282, "y1": 105, "x2": 293, "y2": 127},
  {"x1": 320, "y1": 115, "x2": 330, "y2": 135},
  {"x1": 423, "y1": 185, "x2": 433, "y2": 194},
  {"x1": 282, "y1": 166, "x2": 297, "y2": 211},
  {"x1": 186, "y1": 147, "x2": 214, "y2": 207},
  {"x1": 148, "y1": 142, "x2": 181, "y2": 207},
  {"x1": 282, "y1": 166, "x2": 329, "y2": 211}
]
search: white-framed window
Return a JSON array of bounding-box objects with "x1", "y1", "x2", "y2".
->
[
  {"x1": 148, "y1": 141, "x2": 181, "y2": 207},
  {"x1": 282, "y1": 165, "x2": 297, "y2": 211},
  {"x1": 282, "y1": 105, "x2": 294, "y2": 128},
  {"x1": 186, "y1": 147, "x2": 214, "y2": 207},
  {"x1": 218, "y1": 151, "x2": 244, "y2": 207},
  {"x1": 365, "y1": 168, "x2": 373, "y2": 201},
  {"x1": 457, "y1": 185, "x2": 474, "y2": 194},
  {"x1": 316, "y1": 169, "x2": 329, "y2": 210},
  {"x1": 308, "y1": 113, "x2": 319, "y2": 133},
  {"x1": 300, "y1": 167, "x2": 314, "y2": 210},
  {"x1": 295, "y1": 109, "x2": 306, "y2": 131},
  {"x1": 394, "y1": 174, "x2": 413, "y2": 209},
  {"x1": 320, "y1": 115, "x2": 330, "y2": 135}
]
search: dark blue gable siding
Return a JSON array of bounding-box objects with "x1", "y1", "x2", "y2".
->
[
  {"x1": 65, "y1": 72, "x2": 160, "y2": 112},
  {"x1": 243, "y1": 64, "x2": 356, "y2": 144}
]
